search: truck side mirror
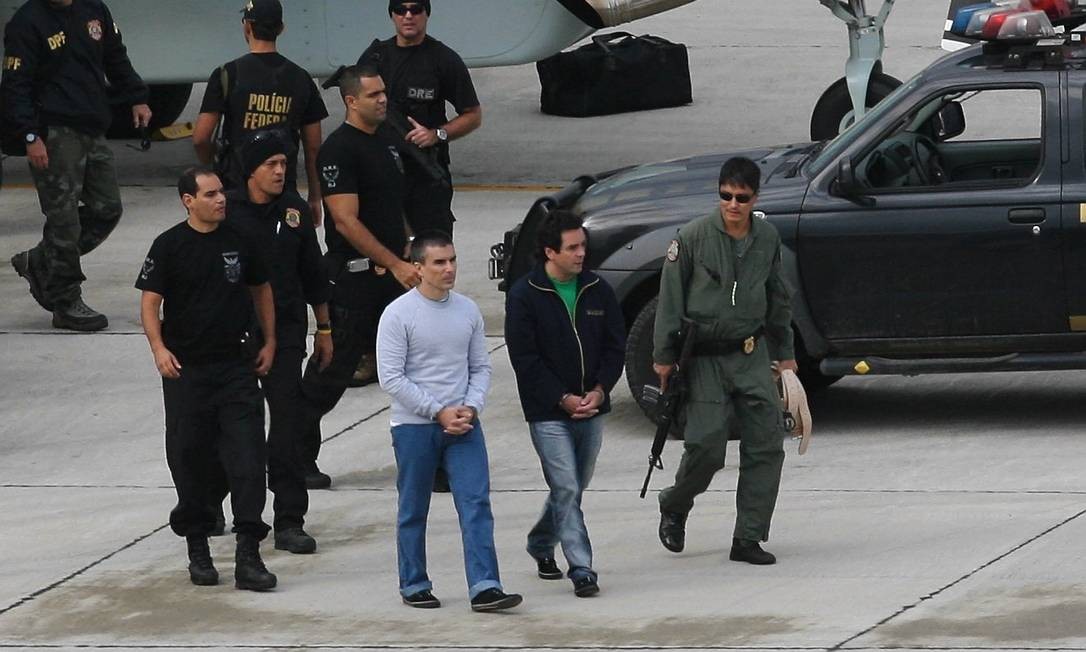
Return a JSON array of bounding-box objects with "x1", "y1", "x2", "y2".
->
[
  {"x1": 931, "y1": 102, "x2": 965, "y2": 141},
  {"x1": 832, "y1": 158, "x2": 874, "y2": 207},
  {"x1": 833, "y1": 157, "x2": 859, "y2": 195}
]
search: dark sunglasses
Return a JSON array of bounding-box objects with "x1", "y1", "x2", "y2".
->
[
  {"x1": 392, "y1": 4, "x2": 425, "y2": 16},
  {"x1": 719, "y1": 191, "x2": 753, "y2": 204}
]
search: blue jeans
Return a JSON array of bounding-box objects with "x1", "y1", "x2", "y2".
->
[
  {"x1": 391, "y1": 421, "x2": 502, "y2": 599},
  {"x1": 526, "y1": 416, "x2": 604, "y2": 581}
]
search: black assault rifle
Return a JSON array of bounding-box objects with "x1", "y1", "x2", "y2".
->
[
  {"x1": 639, "y1": 318, "x2": 699, "y2": 499},
  {"x1": 323, "y1": 64, "x2": 451, "y2": 190}
]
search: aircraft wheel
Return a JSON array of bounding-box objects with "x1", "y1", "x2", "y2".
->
[{"x1": 810, "y1": 72, "x2": 901, "y2": 141}]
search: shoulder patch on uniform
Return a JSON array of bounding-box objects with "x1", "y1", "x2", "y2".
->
[
  {"x1": 666, "y1": 239, "x2": 680, "y2": 262},
  {"x1": 321, "y1": 165, "x2": 339, "y2": 189},
  {"x1": 284, "y1": 208, "x2": 301, "y2": 229},
  {"x1": 86, "y1": 19, "x2": 103, "y2": 42}
]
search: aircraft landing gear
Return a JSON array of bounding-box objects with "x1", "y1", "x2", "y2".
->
[{"x1": 811, "y1": 0, "x2": 902, "y2": 141}]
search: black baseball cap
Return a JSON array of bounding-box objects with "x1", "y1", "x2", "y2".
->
[{"x1": 242, "y1": 0, "x2": 283, "y2": 26}]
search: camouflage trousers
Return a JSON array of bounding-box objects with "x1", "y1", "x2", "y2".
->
[{"x1": 27, "y1": 126, "x2": 123, "y2": 306}]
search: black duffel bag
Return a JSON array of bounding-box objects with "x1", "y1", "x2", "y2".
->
[{"x1": 537, "y1": 32, "x2": 692, "y2": 117}]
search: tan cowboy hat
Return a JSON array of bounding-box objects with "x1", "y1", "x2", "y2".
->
[{"x1": 779, "y1": 369, "x2": 813, "y2": 454}]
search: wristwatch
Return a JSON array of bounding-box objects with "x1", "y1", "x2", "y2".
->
[
  {"x1": 435, "y1": 127, "x2": 448, "y2": 143},
  {"x1": 24, "y1": 133, "x2": 38, "y2": 144}
]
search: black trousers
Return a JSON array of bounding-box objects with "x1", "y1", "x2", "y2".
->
[
  {"x1": 208, "y1": 344, "x2": 310, "y2": 532},
  {"x1": 162, "y1": 359, "x2": 269, "y2": 539},
  {"x1": 299, "y1": 275, "x2": 402, "y2": 468},
  {"x1": 404, "y1": 172, "x2": 455, "y2": 237}
]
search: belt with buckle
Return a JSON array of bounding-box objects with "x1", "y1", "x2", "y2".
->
[
  {"x1": 691, "y1": 327, "x2": 765, "y2": 357},
  {"x1": 344, "y1": 257, "x2": 392, "y2": 276}
]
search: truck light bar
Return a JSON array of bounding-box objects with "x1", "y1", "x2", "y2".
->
[{"x1": 951, "y1": 0, "x2": 1062, "y2": 40}]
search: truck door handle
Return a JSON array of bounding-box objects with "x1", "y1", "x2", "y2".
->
[{"x1": 1007, "y1": 208, "x2": 1045, "y2": 224}]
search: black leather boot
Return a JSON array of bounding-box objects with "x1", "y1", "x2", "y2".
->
[
  {"x1": 234, "y1": 535, "x2": 277, "y2": 591},
  {"x1": 186, "y1": 536, "x2": 218, "y2": 586},
  {"x1": 658, "y1": 510, "x2": 687, "y2": 553},
  {"x1": 729, "y1": 538, "x2": 777, "y2": 565}
]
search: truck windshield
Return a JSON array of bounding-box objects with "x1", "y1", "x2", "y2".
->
[{"x1": 809, "y1": 74, "x2": 922, "y2": 174}]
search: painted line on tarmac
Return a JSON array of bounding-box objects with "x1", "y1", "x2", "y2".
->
[
  {"x1": 0, "y1": 645, "x2": 835, "y2": 650},
  {"x1": 829, "y1": 506, "x2": 1086, "y2": 650},
  {"x1": 3, "y1": 485, "x2": 1086, "y2": 496},
  {"x1": 0, "y1": 523, "x2": 170, "y2": 620},
  {"x1": 456, "y1": 183, "x2": 562, "y2": 192}
]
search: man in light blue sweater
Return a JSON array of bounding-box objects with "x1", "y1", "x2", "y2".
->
[{"x1": 376, "y1": 231, "x2": 522, "y2": 613}]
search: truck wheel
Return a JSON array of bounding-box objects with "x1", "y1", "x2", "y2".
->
[
  {"x1": 625, "y1": 296, "x2": 686, "y2": 438},
  {"x1": 625, "y1": 296, "x2": 660, "y2": 420},
  {"x1": 107, "y1": 83, "x2": 193, "y2": 139},
  {"x1": 810, "y1": 72, "x2": 901, "y2": 141}
]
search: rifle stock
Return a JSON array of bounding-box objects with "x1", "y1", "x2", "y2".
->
[
  {"x1": 639, "y1": 318, "x2": 699, "y2": 498},
  {"x1": 380, "y1": 107, "x2": 452, "y2": 189}
]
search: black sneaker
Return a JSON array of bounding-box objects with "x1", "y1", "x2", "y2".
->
[
  {"x1": 11, "y1": 251, "x2": 52, "y2": 311},
  {"x1": 402, "y1": 589, "x2": 441, "y2": 609},
  {"x1": 573, "y1": 576, "x2": 599, "y2": 598},
  {"x1": 658, "y1": 510, "x2": 687, "y2": 553},
  {"x1": 535, "y1": 556, "x2": 563, "y2": 580},
  {"x1": 52, "y1": 297, "x2": 108, "y2": 332},
  {"x1": 470, "y1": 588, "x2": 522, "y2": 612},
  {"x1": 729, "y1": 538, "x2": 777, "y2": 565},
  {"x1": 274, "y1": 527, "x2": 317, "y2": 554},
  {"x1": 305, "y1": 470, "x2": 332, "y2": 490}
]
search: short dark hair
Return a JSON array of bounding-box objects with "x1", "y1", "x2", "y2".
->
[
  {"x1": 718, "y1": 156, "x2": 761, "y2": 195},
  {"x1": 177, "y1": 166, "x2": 217, "y2": 199},
  {"x1": 339, "y1": 64, "x2": 381, "y2": 100},
  {"x1": 535, "y1": 209, "x2": 585, "y2": 261},
  {"x1": 409, "y1": 230, "x2": 454, "y2": 264},
  {"x1": 247, "y1": 20, "x2": 282, "y2": 42}
]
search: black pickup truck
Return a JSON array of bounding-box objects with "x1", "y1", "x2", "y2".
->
[{"x1": 490, "y1": 36, "x2": 1086, "y2": 411}]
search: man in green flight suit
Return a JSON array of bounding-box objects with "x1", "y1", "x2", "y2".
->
[{"x1": 652, "y1": 156, "x2": 797, "y2": 565}]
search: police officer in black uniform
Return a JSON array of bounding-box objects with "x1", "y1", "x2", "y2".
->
[
  {"x1": 217, "y1": 129, "x2": 333, "y2": 554},
  {"x1": 298, "y1": 64, "x2": 420, "y2": 488},
  {"x1": 3, "y1": 0, "x2": 151, "y2": 331},
  {"x1": 136, "y1": 167, "x2": 278, "y2": 591},
  {"x1": 358, "y1": 0, "x2": 481, "y2": 237},
  {"x1": 193, "y1": 0, "x2": 328, "y2": 222}
]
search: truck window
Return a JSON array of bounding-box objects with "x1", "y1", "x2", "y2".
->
[{"x1": 858, "y1": 87, "x2": 1042, "y2": 190}]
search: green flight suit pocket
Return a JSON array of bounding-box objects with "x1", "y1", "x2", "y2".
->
[{"x1": 685, "y1": 357, "x2": 724, "y2": 404}]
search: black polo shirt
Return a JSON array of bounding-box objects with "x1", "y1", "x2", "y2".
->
[{"x1": 136, "y1": 221, "x2": 268, "y2": 364}]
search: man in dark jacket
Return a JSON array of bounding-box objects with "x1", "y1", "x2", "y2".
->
[
  {"x1": 504, "y1": 209, "x2": 625, "y2": 598},
  {"x1": 219, "y1": 129, "x2": 333, "y2": 554},
  {"x1": 3, "y1": 0, "x2": 150, "y2": 331}
]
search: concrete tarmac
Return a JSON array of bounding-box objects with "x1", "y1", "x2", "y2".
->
[
  {"x1": 5, "y1": 2, "x2": 1086, "y2": 651},
  {"x1": 3, "y1": 186, "x2": 1086, "y2": 652}
]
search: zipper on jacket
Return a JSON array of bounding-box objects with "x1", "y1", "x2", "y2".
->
[{"x1": 529, "y1": 277, "x2": 599, "y2": 395}]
